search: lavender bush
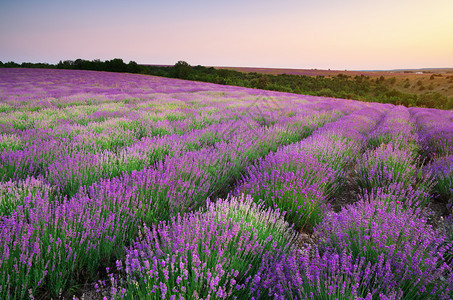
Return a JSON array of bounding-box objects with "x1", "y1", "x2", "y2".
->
[
  {"x1": 426, "y1": 155, "x2": 453, "y2": 206},
  {"x1": 411, "y1": 107, "x2": 453, "y2": 159},
  {"x1": 117, "y1": 195, "x2": 299, "y2": 299},
  {"x1": 273, "y1": 249, "x2": 405, "y2": 299},
  {"x1": 237, "y1": 150, "x2": 334, "y2": 231},
  {"x1": 0, "y1": 176, "x2": 57, "y2": 216},
  {"x1": 313, "y1": 197, "x2": 453, "y2": 299},
  {"x1": 354, "y1": 144, "x2": 427, "y2": 194},
  {"x1": 367, "y1": 105, "x2": 418, "y2": 153}
]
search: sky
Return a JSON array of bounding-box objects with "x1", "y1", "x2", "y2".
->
[{"x1": 1, "y1": 0, "x2": 452, "y2": 70}]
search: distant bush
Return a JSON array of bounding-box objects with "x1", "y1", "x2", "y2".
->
[
  {"x1": 417, "y1": 92, "x2": 449, "y2": 108},
  {"x1": 447, "y1": 96, "x2": 453, "y2": 109},
  {"x1": 316, "y1": 87, "x2": 335, "y2": 97},
  {"x1": 173, "y1": 60, "x2": 193, "y2": 79}
]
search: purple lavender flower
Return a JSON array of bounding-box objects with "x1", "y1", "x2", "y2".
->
[
  {"x1": 313, "y1": 197, "x2": 453, "y2": 299},
  {"x1": 425, "y1": 155, "x2": 453, "y2": 206},
  {"x1": 119, "y1": 195, "x2": 299, "y2": 299}
]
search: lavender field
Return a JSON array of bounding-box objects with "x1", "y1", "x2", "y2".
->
[{"x1": 1, "y1": 68, "x2": 453, "y2": 300}]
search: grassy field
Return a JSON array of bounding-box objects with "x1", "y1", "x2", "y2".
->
[
  {"x1": 0, "y1": 68, "x2": 452, "y2": 299},
  {"x1": 217, "y1": 66, "x2": 453, "y2": 99}
]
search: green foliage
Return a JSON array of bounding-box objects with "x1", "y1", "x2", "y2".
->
[
  {"x1": 0, "y1": 177, "x2": 57, "y2": 216},
  {"x1": 447, "y1": 96, "x2": 453, "y2": 109},
  {"x1": 246, "y1": 178, "x2": 325, "y2": 231},
  {"x1": 355, "y1": 149, "x2": 419, "y2": 192},
  {"x1": 173, "y1": 60, "x2": 193, "y2": 79}
]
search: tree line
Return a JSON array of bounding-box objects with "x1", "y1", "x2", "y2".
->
[{"x1": 1, "y1": 59, "x2": 452, "y2": 110}]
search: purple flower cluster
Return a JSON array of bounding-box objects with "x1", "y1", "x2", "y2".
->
[
  {"x1": 355, "y1": 144, "x2": 422, "y2": 192},
  {"x1": 118, "y1": 195, "x2": 298, "y2": 299},
  {"x1": 412, "y1": 106, "x2": 453, "y2": 213},
  {"x1": 270, "y1": 197, "x2": 453, "y2": 299},
  {"x1": 367, "y1": 105, "x2": 419, "y2": 153},
  {"x1": 357, "y1": 183, "x2": 432, "y2": 210},
  {"x1": 411, "y1": 107, "x2": 453, "y2": 159},
  {"x1": 354, "y1": 106, "x2": 434, "y2": 208},
  {"x1": 297, "y1": 106, "x2": 389, "y2": 173},
  {"x1": 0, "y1": 176, "x2": 56, "y2": 216},
  {"x1": 426, "y1": 155, "x2": 453, "y2": 207},
  {"x1": 236, "y1": 150, "x2": 334, "y2": 231}
]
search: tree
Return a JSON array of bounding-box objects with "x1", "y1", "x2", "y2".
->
[
  {"x1": 105, "y1": 58, "x2": 127, "y2": 72},
  {"x1": 4, "y1": 61, "x2": 20, "y2": 68},
  {"x1": 173, "y1": 61, "x2": 192, "y2": 79},
  {"x1": 74, "y1": 59, "x2": 85, "y2": 69},
  {"x1": 91, "y1": 59, "x2": 103, "y2": 71},
  {"x1": 127, "y1": 61, "x2": 140, "y2": 73},
  {"x1": 57, "y1": 60, "x2": 74, "y2": 69}
]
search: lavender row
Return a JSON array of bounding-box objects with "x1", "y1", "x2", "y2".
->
[
  {"x1": 108, "y1": 196, "x2": 453, "y2": 299},
  {"x1": 411, "y1": 107, "x2": 453, "y2": 209},
  {"x1": 410, "y1": 107, "x2": 453, "y2": 159},
  {"x1": 0, "y1": 102, "x2": 355, "y2": 298},
  {"x1": 355, "y1": 106, "x2": 433, "y2": 207},
  {"x1": 367, "y1": 105, "x2": 419, "y2": 152},
  {"x1": 236, "y1": 104, "x2": 389, "y2": 231},
  {"x1": 277, "y1": 195, "x2": 453, "y2": 299},
  {"x1": 425, "y1": 155, "x2": 453, "y2": 210},
  {"x1": 111, "y1": 195, "x2": 299, "y2": 299},
  {"x1": 286, "y1": 106, "x2": 453, "y2": 299},
  {"x1": 270, "y1": 107, "x2": 452, "y2": 298}
]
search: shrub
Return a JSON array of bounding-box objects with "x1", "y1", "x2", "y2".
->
[
  {"x1": 273, "y1": 249, "x2": 404, "y2": 299},
  {"x1": 116, "y1": 195, "x2": 299, "y2": 299},
  {"x1": 354, "y1": 144, "x2": 428, "y2": 194},
  {"x1": 312, "y1": 198, "x2": 453, "y2": 299},
  {"x1": 426, "y1": 155, "x2": 453, "y2": 205},
  {"x1": 420, "y1": 124, "x2": 453, "y2": 158},
  {"x1": 237, "y1": 150, "x2": 334, "y2": 231},
  {"x1": 0, "y1": 176, "x2": 57, "y2": 216}
]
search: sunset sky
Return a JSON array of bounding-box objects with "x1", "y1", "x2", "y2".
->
[{"x1": 1, "y1": 0, "x2": 452, "y2": 70}]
